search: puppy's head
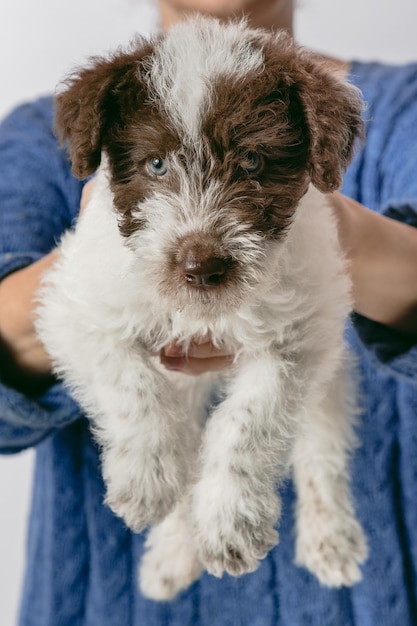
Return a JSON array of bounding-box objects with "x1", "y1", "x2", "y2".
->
[{"x1": 55, "y1": 17, "x2": 363, "y2": 315}]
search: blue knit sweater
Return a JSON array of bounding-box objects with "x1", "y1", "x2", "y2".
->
[{"x1": 1, "y1": 61, "x2": 417, "y2": 626}]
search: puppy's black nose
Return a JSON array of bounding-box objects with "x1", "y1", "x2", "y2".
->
[{"x1": 181, "y1": 254, "x2": 229, "y2": 287}]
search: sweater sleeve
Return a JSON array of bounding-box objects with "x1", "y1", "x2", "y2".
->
[
  {"x1": 344, "y1": 62, "x2": 417, "y2": 383},
  {"x1": 0, "y1": 97, "x2": 84, "y2": 452}
]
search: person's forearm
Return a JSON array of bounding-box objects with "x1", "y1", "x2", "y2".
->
[
  {"x1": 0, "y1": 250, "x2": 57, "y2": 376},
  {"x1": 331, "y1": 192, "x2": 417, "y2": 335}
]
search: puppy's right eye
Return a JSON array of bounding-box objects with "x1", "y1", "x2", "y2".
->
[
  {"x1": 239, "y1": 152, "x2": 263, "y2": 176},
  {"x1": 147, "y1": 157, "x2": 168, "y2": 177}
]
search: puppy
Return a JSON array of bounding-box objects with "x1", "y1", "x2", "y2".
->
[{"x1": 36, "y1": 17, "x2": 368, "y2": 600}]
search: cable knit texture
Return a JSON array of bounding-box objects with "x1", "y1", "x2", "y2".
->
[{"x1": 1, "y1": 61, "x2": 417, "y2": 625}]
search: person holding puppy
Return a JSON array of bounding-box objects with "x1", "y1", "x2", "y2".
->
[{"x1": 1, "y1": 1, "x2": 417, "y2": 625}]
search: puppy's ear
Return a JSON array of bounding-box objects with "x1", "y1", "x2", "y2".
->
[
  {"x1": 54, "y1": 39, "x2": 154, "y2": 179},
  {"x1": 295, "y1": 57, "x2": 364, "y2": 192}
]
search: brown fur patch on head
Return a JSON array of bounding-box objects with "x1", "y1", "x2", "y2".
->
[
  {"x1": 193, "y1": 29, "x2": 363, "y2": 238},
  {"x1": 54, "y1": 36, "x2": 185, "y2": 235},
  {"x1": 260, "y1": 32, "x2": 364, "y2": 193},
  {"x1": 54, "y1": 37, "x2": 158, "y2": 179},
  {"x1": 200, "y1": 46, "x2": 312, "y2": 238},
  {"x1": 103, "y1": 107, "x2": 181, "y2": 237}
]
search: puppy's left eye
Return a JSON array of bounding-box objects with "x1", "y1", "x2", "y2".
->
[
  {"x1": 240, "y1": 152, "x2": 263, "y2": 175},
  {"x1": 147, "y1": 157, "x2": 168, "y2": 177}
]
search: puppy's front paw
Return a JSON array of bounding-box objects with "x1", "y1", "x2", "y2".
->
[
  {"x1": 193, "y1": 481, "x2": 280, "y2": 577},
  {"x1": 140, "y1": 512, "x2": 203, "y2": 600},
  {"x1": 296, "y1": 508, "x2": 368, "y2": 587},
  {"x1": 103, "y1": 446, "x2": 186, "y2": 532},
  {"x1": 199, "y1": 523, "x2": 279, "y2": 578}
]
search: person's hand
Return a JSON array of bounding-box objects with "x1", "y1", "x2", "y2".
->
[
  {"x1": 0, "y1": 181, "x2": 94, "y2": 390},
  {"x1": 330, "y1": 191, "x2": 417, "y2": 335},
  {"x1": 160, "y1": 336, "x2": 234, "y2": 375}
]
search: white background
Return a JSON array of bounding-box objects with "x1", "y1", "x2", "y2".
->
[{"x1": 0, "y1": 1, "x2": 416, "y2": 624}]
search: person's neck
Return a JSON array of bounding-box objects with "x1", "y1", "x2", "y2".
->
[{"x1": 158, "y1": 0, "x2": 294, "y2": 33}]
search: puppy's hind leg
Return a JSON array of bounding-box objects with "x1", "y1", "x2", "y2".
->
[{"x1": 292, "y1": 364, "x2": 368, "y2": 587}]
